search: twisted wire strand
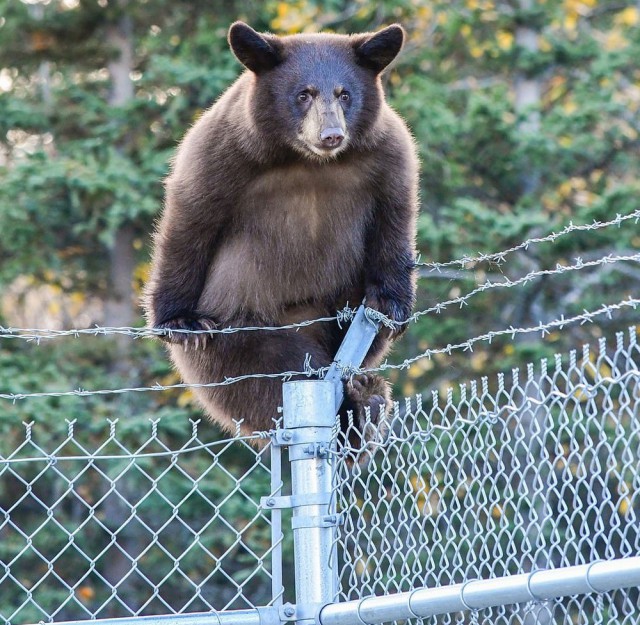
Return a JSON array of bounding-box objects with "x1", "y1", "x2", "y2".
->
[
  {"x1": 5, "y1": 357, "x2": 639, "y2": 466},
  {"x1": 0, "y1": 309, "x2": 358, "y2": 342},
  {"x1": 1, "y1": 251, "x2": 638, "y2": 341},
  {"x1": 409, "y1": 252, "x2": 640, "y2": 321},
  {"x1": 1, "y1": 296, "x2": 637, "y2": 402},
  {"x1": 416, "y1": 209, "x2": 640, "y2": 270}
]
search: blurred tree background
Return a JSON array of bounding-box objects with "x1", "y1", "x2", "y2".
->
[{"x1": 0, "y1": 0, "x2": 639, "y2": 621}]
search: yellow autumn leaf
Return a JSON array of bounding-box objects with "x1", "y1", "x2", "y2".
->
[
  {"x1": 564, "y1": 13, "x2": 578, "y2": 31},
  {"x1": 134, "y1": 261, "x2": 151, "y2": 284},
  {"x1": 616, "y1": 6, "x2": 639, "y2": 26},
  {"x1": 496, "y1": 30, "x2": 513, "y2": 50},
  {"x1": 618, "y1": 497, "x2": 631, "y2": 516},
  {"x1": 573, "y1": 388, "x2": 590, "y2": 402},
  {"x1": 410, "y1": 474, "x2": 429, "y2": 495},
  {"x1": 603, "y1": 31, "x2": 628, "y2": 51},
  {"x1": 539, "y1": 37, "x2": 552, "y2": 52},
  {"x1": 410, "y1": 475, "x2": 428, "y2": 514},
  {"x1": 177, "y1": 389, "x2": 195, "y2": 407},
  {"x1": 558, "y1": 179, "x2": 573, "y2": 196},
  {"x1": 417, "y1": 6, "x2": 432, "y2": 20},
  {"x1": 403, "y1": 381, "x2": 416, "y2": 397}
]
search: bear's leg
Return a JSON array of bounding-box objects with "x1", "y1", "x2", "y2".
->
[
  {"x1": 339, "y1": 373, "x2": 392, "y2": 460},
  {"x1": 171, "y1": 326, "x2": 336, "y2": 435},
  {"x1": 171, "y1": 320, "x2": 392, "y2": 458}
]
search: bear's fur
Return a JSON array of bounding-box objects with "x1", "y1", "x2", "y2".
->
[{"x1": 144, "y1": 22, "x2": 419, "y2": 446}]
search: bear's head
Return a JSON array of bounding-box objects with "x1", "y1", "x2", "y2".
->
[{"x1": 228, "y1": 22, "x2": 405, "y2": 161}]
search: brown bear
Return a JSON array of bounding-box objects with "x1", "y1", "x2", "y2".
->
[{"x1": 144, "y1": 22, "x2": 419, "y2": 446}]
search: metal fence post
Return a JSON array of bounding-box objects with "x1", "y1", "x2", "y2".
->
[
  {"x1": 272, "y1": 305, "x2": 381, "y2": 624},
  {"x1": 281, "y1": 379, "x2": 338, "y2": 625}
]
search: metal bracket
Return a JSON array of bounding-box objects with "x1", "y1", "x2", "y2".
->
[
  {"x1": 278, "y1": 603, "x2": 319, "y2": 623},
  {"x1": 261, "y1": 492, "x2": 331, "y2": 510},
  {"x1": 291, "y1": 514, "x2": 343, "y2": 529},
  {"x1": 303, "y1": 442, "x2": 330, "y2": 458},
  {"x1": 272, "y1": 427, "x2": 333, "y2": 448},
  {"x1": 323, "y1": 305, "x2": 381, "y2": 412},
  {"x1": 273, "y1": 429, "x2": 295, "y2": 446}
]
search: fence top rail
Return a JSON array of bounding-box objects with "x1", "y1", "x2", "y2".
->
[{"x1": 319, "y1": 557, "x2": 640, "y2": 625}]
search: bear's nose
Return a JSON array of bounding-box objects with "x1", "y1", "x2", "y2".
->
[{"x1": 320, "y1": 128, "x2": 344, "y2": 149}]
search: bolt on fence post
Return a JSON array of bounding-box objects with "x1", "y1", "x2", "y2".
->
[{"x1": 282, "y1": 380, "x2": 338, "y2": 624}]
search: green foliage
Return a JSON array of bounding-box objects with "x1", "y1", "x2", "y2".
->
[{"x1": 1, "y1": 0, "x2": 639, "y2": 617}]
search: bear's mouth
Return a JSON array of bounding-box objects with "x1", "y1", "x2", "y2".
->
[{"x1": 297, "y1": 138, "x2": 349, "y2": 160}]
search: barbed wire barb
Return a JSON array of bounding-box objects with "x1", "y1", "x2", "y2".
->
[
  {"x1": 375, "y1": 296, "x2": 639, "y2": 375},
  {"x1": 417, "y1": 208, "x2": 640, "y2": 270}
]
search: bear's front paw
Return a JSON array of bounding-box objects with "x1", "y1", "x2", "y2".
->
[
  {"x1": 365, "y1": 289, "x2": 413, "y2": 338},
  {"x1": 344, "y1": 373, "x2": 392, "y2": 465},
  {"x1": 155, "y1": 316, "x2": 218, "y2": 349}
]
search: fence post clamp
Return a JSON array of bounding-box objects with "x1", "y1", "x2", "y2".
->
[
  {"x1": 278, "y1": 603, "x2": 319, "y2": 623},
  {"x1": 261, "y1": 492, "x2": 332, "y2": 510}
]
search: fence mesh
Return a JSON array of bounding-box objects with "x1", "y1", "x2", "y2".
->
[
  {"x1": 0, "y1": 421, "x2": 280, "y2": 624},
  {"x1": 334, "y1": 326, "x2": 640, "y2": 623},
  {"x1": 2, "y1": 327, "x2": 640, "y2": 625}
]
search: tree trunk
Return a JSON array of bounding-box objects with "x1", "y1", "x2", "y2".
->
[
  {"x1": 514, "y1": 6, "x2": 554, "y2": 625},
  {"x1": 105, "y1": 14, "x2": 137, "y2": 349},
  {"x1": 514, "y1": 0, "x2": 542, "y2": 196},
  {"x1": 102, "y1": 13, "x2": 143, "y2": 617}
]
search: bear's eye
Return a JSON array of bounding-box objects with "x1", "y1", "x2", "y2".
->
[
  {"x1": 297, "y1": 91, "x2": 311, "y2": 103},
  {"x1": 339, "y1": 92, "x2": 351, "y2": 102}
]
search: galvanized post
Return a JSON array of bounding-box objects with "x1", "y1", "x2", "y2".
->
[
  {"x1": 275, "y1": 305, "x2": 381, "y2": 624},
  {"x1": 281, "y1": 380, "x2": 338, "y2": 625}
]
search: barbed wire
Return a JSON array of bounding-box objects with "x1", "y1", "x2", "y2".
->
[
  {"x1": 0, "y1": 368, "x2": 313, "y2": 403},
  {"x1": 1, "y1": 251, "x2": 638, "y2": 342},
  {"x1": 409, "y1": 252, "x2": 640, "y2": 321},
  {"x1": 1, "y1": 296, "x2": 637, "y2": 402},
  {"x1": 0, "y1": 309, "x2": 358, "y2": 342},
  {"x1": 375, "y1": 297, "x2": 639, "y2": 374},
  {"x1": 416, "y1": 209, "x2": 640, "y2": 270},
  {"x1": 7, "y1": 360, "x2": 639, "y2": 466},
  {"x1": 335, "y1": 366, "x2": 640, "y2": 461}
]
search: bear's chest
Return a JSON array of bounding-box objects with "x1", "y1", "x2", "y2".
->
[
  {"x1": 236, "y1": 161, "x2": 375, "y2": 268},
  {"x1": 240, "y1": 161, "x2": 373, "y2": 238},
  {"x1": 200, "y1": 160, "x2": 376, "y2": 319}
]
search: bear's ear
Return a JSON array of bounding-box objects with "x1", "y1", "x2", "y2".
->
[
  {"x1": 353, "y1": 24, "x2": 405, "y2": 74},
  {"x1": 228, "y1": 22, "x2": 284, "y2": 74}
]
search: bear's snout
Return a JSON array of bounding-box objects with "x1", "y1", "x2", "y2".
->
[{"x1": 320, "y1": 127, "x2": 345, "y2": 149}]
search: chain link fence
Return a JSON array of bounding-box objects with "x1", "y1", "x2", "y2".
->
[
  {"x1": 334, "y1": 326, "x2": 640, "y2": 623},
  {"x1": 0, "y1": 422, "x2": 281, "y2": 624},
  {"x1": 1, "y1": 325, "x2": 639, "y2": 625}
]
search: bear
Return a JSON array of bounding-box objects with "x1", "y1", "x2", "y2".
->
[{"x1": 144, "y1": 21, "x2": 419, "y2": 450}]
